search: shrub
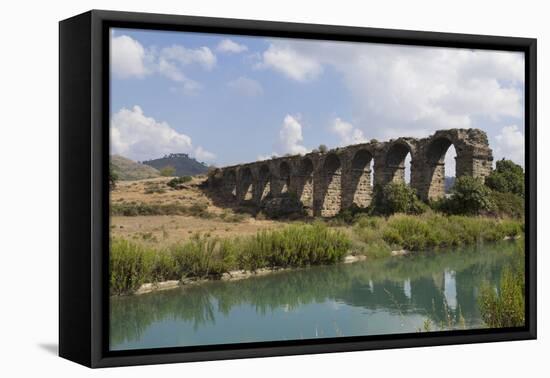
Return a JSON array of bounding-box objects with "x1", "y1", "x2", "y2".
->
[
  {"x1": 159, "y1": 166, "x2": 176, "y2": 177},
  {"x1": 143, "y1": 182, "x2": 166, "y2": 194},
  {"x1": 371, "y1": 182, "x2": 427, "y2": 215},
  {"x1": 239, "y1": 223, "x2": 350, "y2": 270},
  {"x1": 110, "y1": 224, "x2": 353, "y2": 294},
  {"x1": 111, "y1": 201, "x2": 214, "y2": 218},
  {"x1": 438, "y1": 176, "x2": 495, "y2": 215},
  {"x1": 167, "y1": 176, "x2": 192, "y2": 189},
  {"x1": 485, "y1": 159, "x2": 524, "y2": 197},
  {"x1": 110, "y1": 239, "x2": 155, "y2": 295},
  {"x1": 350, "y1": 213, "x2": 524, "y2": 256},
  {"x1": 318, "y1": 144, "x2": 328, "y2": 153},
  {"x1": 490, "y1": 191, "x2": 524, "y2": 219},
  {"x1": 478, "y1": 264, "x2": 525, "y2": 328},
  {"x1": 109, "y1": 163, "x2": 118, "y2": 190}
]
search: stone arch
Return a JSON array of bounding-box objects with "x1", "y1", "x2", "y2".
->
[
  {"x1": 278, "y1": 161, "x2": 292, "y2": 195},
  {"x1": 237, "y1": 166, "x2": 254, "y2": 203},
  {"x1": 385, "y1": 141, "x2": 413, "y2": 185},
  {"x1": 256, "y1": 164, "x2": 272, "y2": 202},
  {"x1": 425, "y1": 136, "x2": 461, "y2": 200},
  {"x1": 222, "y1": 169, "x2": 237, "y2": 200},
  {"x1": 315, "y1": 153, "x2": 342, "y2": 217},
  {"x1": 349, "y1": 149, "x2": 374, "y2": 208},
  {"x1": 295, "y1": 157, "x2": 314, "y2": 212}
]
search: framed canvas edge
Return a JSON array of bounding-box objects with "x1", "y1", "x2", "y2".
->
[{"x1": 59, "y1": 9, "x2": 537, "y2": 368}]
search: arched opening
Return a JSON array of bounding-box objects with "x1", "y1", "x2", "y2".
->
[
  {"x1": 350, "y1": 149, "x2": 374, "y2": 208},
  {"x1": 296, "y1": 158, "x2": 314, "y2": 210},
  {"x1": 426, "y1": 137, "x2": 458, "y2": 199},
  {"x1": 279, "y1": 161, "x2": 291, "y2": 194},
  {"x1": 239, "y1": 167, "x2": 254, "y2": 202},
  {"x1": 319, "y1": 154, "x2": 342, "y2": 217},
  {"x1": 386, "y1": 142, "x2": 412, "y2": 185},
  {"x1": 223, "y1": 170, "x2": 237, "y2": 200},
  {"x1": 258, "y1": 165, "x2": 271, "y2": 202}
]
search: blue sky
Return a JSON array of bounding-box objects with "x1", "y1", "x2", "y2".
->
[{"x1": 110, "y1": 28, "x2": 525, "y2": 171}]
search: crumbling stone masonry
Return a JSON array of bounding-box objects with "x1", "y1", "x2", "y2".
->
[{"x1": 208, "y1": 128, "x2": 493, "y2": 217}]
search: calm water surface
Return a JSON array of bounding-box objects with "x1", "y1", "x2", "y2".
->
[{"x1": 110, "y1": 242, "x2": 520, "y2": 350}]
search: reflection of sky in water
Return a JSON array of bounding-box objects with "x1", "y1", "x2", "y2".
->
[
  {"x1": 444, "y1": 269, "x2": 457, "y2": 310},
  {"x1": 403, "y1": 279, "x2": 411, "y2": 299},
  {"x1": 110, "y1": 243, "x2": 520, "y2": 351}
]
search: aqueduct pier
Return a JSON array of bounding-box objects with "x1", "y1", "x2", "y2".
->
[{"x1": 207, "y1": 128, "x2": 493, "y2": 217}]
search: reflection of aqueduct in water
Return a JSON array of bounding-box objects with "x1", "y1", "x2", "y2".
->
[{"x1": 208, "y1": 128, "x2": 493, "y2": 217}]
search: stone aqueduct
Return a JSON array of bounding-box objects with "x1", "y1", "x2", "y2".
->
[{"x1": 208, "y1": 128, "x2": 493, "y2": 217}]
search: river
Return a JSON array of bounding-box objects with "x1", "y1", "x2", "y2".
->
[{"x1": 110, "y1": 241, "x2": 521, "y2": 350}]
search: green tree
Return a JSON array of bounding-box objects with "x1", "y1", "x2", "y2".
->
[
  {"x1": 485, "y1": 159, "x2": 524, "y2": 197},
  {"x1": 318, "y1": 144, "x2": 328, "y2": 153},
  {"x1": 372, "y1": 182, "x2": 426, "y2": 215},
  {"x1": 109, "y1": 163, "x2": 118, "y2": 190},
  {"x1": 440, "y1": 176, "x2": 494, "y2": 215},
  {"x1": 159, "y1": 165, "x2": 176, "y2": 177}
]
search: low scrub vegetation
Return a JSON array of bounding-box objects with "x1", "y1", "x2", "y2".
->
[
  {"x1": 110, "y1": 223, "x2": 351, "y2": 295},
  {"x1": 167, "y1": 176, "x2": 192, "y2": 189},
  {"x1": 111, "y1": 201, "x2": 215, "y2": 218},
  {"x1": 478, "y1": 242, "x2": 525, "y2": 328},
  {"x1": 350, "y1": 213, "x2": 523, "y2": 258}
]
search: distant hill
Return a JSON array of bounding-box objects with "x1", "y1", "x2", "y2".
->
[
  {"x1": 444, "y1": 176, "x2": 455, "y2": 193},
  {"x1": 142, "y1": 153, "x2": 209, "y2": 176},
  {"x1": 111, "y1": 155, "x2": 160, "y2": 181}
]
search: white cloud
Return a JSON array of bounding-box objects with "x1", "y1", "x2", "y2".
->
[
  {"x1": 258, "y1": 41, "x2": 524, "y2": 145},
  {"x1": 194, "y1": 146, "x2": 217, "y2": 162},
  {"x1": 110, "y1": 105, "x2": 215, "y2": 162},
  {"x1": 258, "y1": 43, "x2": 323, "y2": 82},
  {"x1": 227, "y1": 76, "x2": 263, "y2": 97},
  {"x1": 277, "y1": 115, "x2": 309, "y2": 155},
  {"x1": 330, "y1": 118, "x2": 368, "y2": 146},
  {"x1": 111, "y1": 35, "x2": 150, "y2": 78},
  {"x1": 158, "y1": 58, "x2": 202, "y2": 94},
  {"x1": 110, "y1": 34, "x2": 216, "y2": 94},
  {"x1": 217, "y1": 39, "x2": 248, "y2": 53},
  {"x1": 494, "y1": 125, "x2": 524, "y2": 166},
  {"x1": 160, "y1": 45, "x2": 216, "y2": 71}
]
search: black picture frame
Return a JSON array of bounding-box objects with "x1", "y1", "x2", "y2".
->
[{"x1": 59, "y1": 9, "x2": 537, "y2": 368}]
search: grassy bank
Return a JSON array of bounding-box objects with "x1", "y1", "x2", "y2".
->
[
  {"x1": 110, "y1": 214, "x2": 523, "y2": 295},
  {"x1": 110, "y1": 223, "x2": 350, "y2": 295},
  {"x1": 350, "y1": 213, "x2": 523, "y2": 258}
]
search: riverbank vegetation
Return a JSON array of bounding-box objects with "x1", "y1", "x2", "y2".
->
[
  {"x1": 478, "y1": 241, "x2": 525, "y2": 328},
  {"x1": 350, "y1": 213, "x2": 523, "y2": 258},
  {"x1": 110, "y1": 214, "x2": 523, "y2": 295},
  {"x1": 110, "y1": 223, "x2": 350, "y2": 295}
]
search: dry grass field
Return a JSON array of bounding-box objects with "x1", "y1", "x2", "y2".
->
[{"x1": 110, "y1": 176, "x2": 283, "y2": 247}]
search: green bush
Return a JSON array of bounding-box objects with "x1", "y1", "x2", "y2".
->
[
  {"x1": 109, "y1": 163, "x2": 119, "y2": 190},
  {"x1": 159, "y1": 166, "x2": 176, "y2": 177},
  {"x1": 485, "y1": 159, "x2": 525, "y2": 197},
  {"x1": 350, "y1": 213, "x2": 524, "y2": 256},
  {"x1": 437, "y1": 176, "x2": 494, "y2": 215},
  {"x1": 478, "y1": 263, "x2": 525, "y2": 328},
  {"x1": 371, "y1": 182, "x2": 427, "y2": 215},
  {"x1": 110, "y1": 224, "x2": 352, "y2": 294},
  {"x1": 239, "y1": 223, "x2": 350, "y2": 270},
  {"x1": 110, "y1": 239, "x2": 155, "y2": 295},
  {"x1": 490, "y1": 191, "x2": 524, "y2": 219},
  {"x1": 111, "y1": 201, "x2": 214, "y2": 218},
  {"x1": 167, "y1": 176, "x2": 192, "y2": 189}
]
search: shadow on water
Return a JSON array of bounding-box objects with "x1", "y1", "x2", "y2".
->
[{"x1": 110, "y1": 241, "x2": 522, "y2": 349}]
